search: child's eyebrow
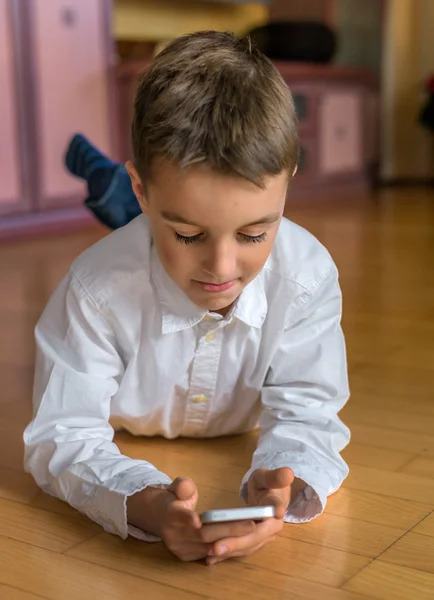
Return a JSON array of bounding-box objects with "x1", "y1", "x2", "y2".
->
[{"x1": 161, "y1": 211, "x2": 281, "y2": 228}]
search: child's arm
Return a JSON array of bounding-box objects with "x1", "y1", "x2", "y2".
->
[
  {"x1": 242, "y1": 264, "x2": 350, "y2": 522},
  {"x1": 25, "y1": 271, "x2": 264, "y2": 561},
  {"x1": 23, "y1": 271, "x2": 172, "y2": 541}
]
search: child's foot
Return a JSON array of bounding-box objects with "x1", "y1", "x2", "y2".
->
[
  {"x1": 64, "y1": 133, "x2": 141, "y2": 229},
  {"x1": 64, "y1": 134, "x2": 117, "y2": 199}
]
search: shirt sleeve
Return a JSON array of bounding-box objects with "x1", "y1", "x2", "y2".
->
[
  {"x1": 240, "y1": 266, "x2": 350, "y2": 523},
  {"x1": 23, "y1": 271, "x2": 172, "y2": 541}
]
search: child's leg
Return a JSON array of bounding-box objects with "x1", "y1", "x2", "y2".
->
[{"x1": 64, "y1": 134, "x2": 141, "y2": 230}]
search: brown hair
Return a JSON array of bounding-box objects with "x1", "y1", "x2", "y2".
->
[{"x1": 131, "y1": 31, "x2": 298, "y2": 187}]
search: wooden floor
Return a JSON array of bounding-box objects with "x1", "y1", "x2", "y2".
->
[{"x1": 1, "y1": 187, "x2": 434, "y2": 600}]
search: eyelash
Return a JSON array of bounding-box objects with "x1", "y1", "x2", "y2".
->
[{"x1": 174, "y1": 232, "x2": 268, "y2": 245}]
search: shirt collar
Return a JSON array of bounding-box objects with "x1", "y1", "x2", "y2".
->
[
  {"x1": 150, "y1": 243, "x2": 268, "y2": 334},
  {"x1": 232, "y1": 271, "x2": 267, "y2": 329}
]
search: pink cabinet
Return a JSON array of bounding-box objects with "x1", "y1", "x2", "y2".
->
[
  {"x1": 0, "y1": 0, "x2": 113, "y2": 240},
  {"x1": 276, "y1": 63, "x2": 379, "y2": 199},
  {"x1": 30, "y1": 0, "x2": 113, "y2": 208},
  {"x1": 0, "y1": 0, "x2": 29, "y2": 216},
  {"x1": 319, "y1": 90, "x2": 363, "y2": 175}
]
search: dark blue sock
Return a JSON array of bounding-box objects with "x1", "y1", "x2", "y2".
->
[
  {"x1": 64, "y1": 134, "x2": 117, "y2": 199},
  {"x1": 64, "y1": 133, "x2": 141, "y2": 229}
]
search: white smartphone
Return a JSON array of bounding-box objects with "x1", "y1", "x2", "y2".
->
[{"x1": 200, "y1": 505, "x2": 275, "y2": 524}]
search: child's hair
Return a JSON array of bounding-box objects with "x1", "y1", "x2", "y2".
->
[{"x1": 131, "y1": 30, "x2": 298, "y2": 187}]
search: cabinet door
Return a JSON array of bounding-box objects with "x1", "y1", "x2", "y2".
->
[
  {"x1": 319, "y1": 89, "x2": 363, "y2": 176},
  {"x1": 31, "y1": 0, "x2": 113, "y2": 209},
  {"x1": 0, "y1": 0, "x2": 28, "y2": 216}
]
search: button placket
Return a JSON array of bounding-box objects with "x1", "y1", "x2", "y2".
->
[{"x1": 182, "y1": 326, "x2": 223, "y2": 436}]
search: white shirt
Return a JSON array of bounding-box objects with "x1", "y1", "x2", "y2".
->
[{"x1": 24, "y1": 215, "x2": 350, "y2": 541}]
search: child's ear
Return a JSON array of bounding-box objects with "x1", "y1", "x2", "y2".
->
[
  {"x1": 292, "y1": 165, "x2": 298, "y2": 178},
  {"x1": 126, "y1": 161, "x2": 148, "y2": 213}
]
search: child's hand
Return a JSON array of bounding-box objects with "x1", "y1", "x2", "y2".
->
[
  {"x1": 247, "y1": 467, "x2": 294, "y2": 519},
  {"x1": 206, "y1": 467, "x2": 294, "y2": 566},
  {"x1": 159, "y1": 477, "x2": 257, "y2": 562},
  {"x1": 127, "y1": 477, "x2": 256, "y2": 562}
]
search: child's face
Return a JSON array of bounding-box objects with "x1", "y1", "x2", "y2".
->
[{"x1": 127, "y1": 160, "x2": 288, "y2": 313}]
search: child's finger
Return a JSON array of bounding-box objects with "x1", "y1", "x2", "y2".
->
[
  {"x1": 209, "y1": 517, "x2": 280, "y2": 559},
  {"x1": 206, "y1": 555, "x2": 226, "y2": 566},
  {"x1": 169, "y1": 541, "x2": 212, "y2": 562},
  {"x1": 206, "y1": 537, "x2": 267, "y2": 565},
  {"x1": 197, "y1": 519, "x2": 256, "y2": 544},
  {"x1": 260, "y1": 493, "x2": 287, "y2": 519}
]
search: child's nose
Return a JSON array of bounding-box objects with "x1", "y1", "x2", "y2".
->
[{"x1": 202, "y1": 243, "x2": 237, "y2": 280}]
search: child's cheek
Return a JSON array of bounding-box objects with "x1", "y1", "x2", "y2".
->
[{"x1": 157, "y1": 240, "x2": 188, "y2": 277}]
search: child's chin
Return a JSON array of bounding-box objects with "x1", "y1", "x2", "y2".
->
[{"x1": 193, "y1": 291, "x2": 240, "y2": 313}]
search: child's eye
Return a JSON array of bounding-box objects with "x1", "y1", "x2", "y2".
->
[
  {"x1": 174, "y1": 231, "x2": 268, "y2": 245},
  {"x1": 237, "y1": 232, "x2": 268, "y2": 244},
  {"x1": 174, "y1": 232, "x2": 203, "y2": 245}
]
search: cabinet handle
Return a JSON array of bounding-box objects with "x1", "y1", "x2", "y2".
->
[{"x1": 60, "y1": 7, "x2": 77, "y2": 28}]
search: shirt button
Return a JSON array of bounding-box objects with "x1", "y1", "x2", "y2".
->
[
  {"x1": 192, "y1": 394, "x2": 207, "y2": 404},
  {"x1": 205, "y1": 332, "x2": 216, "y2": 342},
  {"x1": 204, "y1": 315, "x2": 214, "y2": 321}
]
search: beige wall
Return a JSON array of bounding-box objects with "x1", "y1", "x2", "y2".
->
[
  {"x1": 113, "y1": 0, "x2": 268, "y2": 42},
  {"x1": 381, "y1": 0, "x2": 434, "y2": 179}
]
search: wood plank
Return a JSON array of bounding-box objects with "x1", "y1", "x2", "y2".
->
[
  {"x1": 115, "y1": 440, "x2": 248, "y2": 495},
  {"x1": 0, "y1": 584, "x2": 48, "y2": 600},
  {"x1": 344, "y1": 561, "x2": 434, "y2": 600},
  {"x1": 344, "y1": 465, "x2": 434, "y2": 503},
  {"x1": 0, "y1": 464, "x2": 243, "y2": 519},
  {"x1": 413, "y1": 512, "x2": 434, "y2": 537},
  {"x1": 0, "y1": 497, "x2": 99, "y2": 553},
  {"x1": 0, "y1": 314, "x2": 36, "y2": 368},
  {"x1": 0, "y1": 467, "x2": 40, "y2": 505},
  {"x1": 324, "y1": 488, "x2": 432, "y2": 529},
  {"x1": 68, "y1": 531, "x2": 370, "y2": 590},
  {"x1": 0, "y1": 365, "x2": 33, "y2": 404},
  {"x1": 348, "y1": 366, "x2": 434, "y2": 403},
  {"x1": 341, "y1": 443, "x2": 414, "y2": 471},
  {"x1": 0, "y1": 466, "x2": 88, "y2": 518},
  {"x1": 342, "y1": 404, "x2": 434, "y2": 436},
  {"x1": 2, "y1": 187, "x2": 434, "y2": 600},
  {"x1": 0, "y1": 536, "x2": 204, "y2": 600},
  {"x1": 67, "y1": 533, "x2": 374, "y2": 600},
  {"x1": 349, "y1": 424, "x2": 434, "y2": 455},
  {"x1": 352, "y1": 391, "x2": 434, "y2": 417},
  {"x1": 280, "y1": 512, "x2": 405, "y2": 557},
  {"x1": 346, "y1": 338, "x2": 434, "y2": 371},
  {"x1": 114, "y1": 431, "x2": 258, "y2": 469},
  {"x1": 240, "y1": 535, "x2": 370, "y2": 587},
  {"x1": 0, "y1": 422, "x2": 28, "y2": 472},
  {"x1": 116, "y1": 435, "x2": 416, "y2": 494},
  {"x1": 400, "y1": 456, "x2": 434, "y2": 479},
  {"x1": 379, "y1": 532, "x2": 434, "y2": 574}
]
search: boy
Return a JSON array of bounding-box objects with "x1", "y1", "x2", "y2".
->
[{"x1": 24, "y1": 31, "x2": 350, "y2": 566}]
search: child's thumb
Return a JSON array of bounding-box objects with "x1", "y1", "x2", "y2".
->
[
  {"x1": 254, "y1": 467, "x2": 294, "y2": 490},
  {"x1": 271, "y1": 467, "x2": 295, "y2": 489},
  {"x1": 169, "y1": 477, "x2": 197, "y2": 502}
]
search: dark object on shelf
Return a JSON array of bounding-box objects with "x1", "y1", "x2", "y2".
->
[
  {"x1": 419, "y1": 96, "x2": 434, "y2": 132},
  {"x1": 248, "y1": 21, "x2": 336, "y2": 64},
  {"x1": 418, "y1": 75, "x2": 434, "y2": 132}
]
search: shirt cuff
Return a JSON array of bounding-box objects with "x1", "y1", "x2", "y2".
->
[
  {"x1": 240, "y1": 454, "x2": 330, "y2": 524},
  {"x1": 87, "y1": 464, "x2": 172, "y2": 540}
]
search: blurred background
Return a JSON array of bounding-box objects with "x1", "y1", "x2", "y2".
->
[
  {"x1": 0, "y1": 0, "x2": 433, "y2": 237},
  {"x1": 1, "y1": 3, "x2": 434, "y2": 598}
]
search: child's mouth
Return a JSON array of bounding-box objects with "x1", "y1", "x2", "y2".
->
[{"x1": 194, "y1": 280, "x2": 237, "y2": 292}]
